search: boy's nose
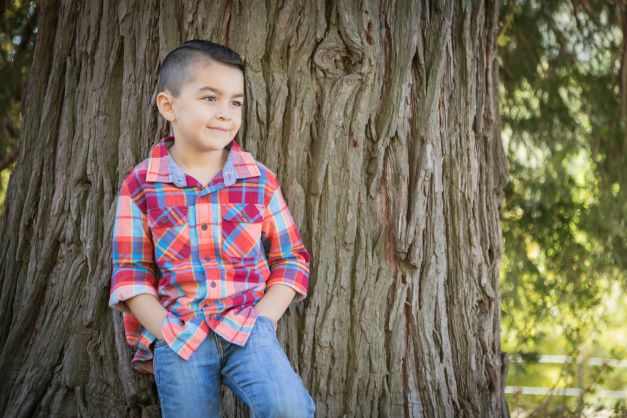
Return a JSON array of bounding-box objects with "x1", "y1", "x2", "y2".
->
[
  {"x1": 215, "y1": 112, "x2": 231, "y2": 121},
  {"x1": 215, "y1": 104, "x2": 233, "y2": 119}
]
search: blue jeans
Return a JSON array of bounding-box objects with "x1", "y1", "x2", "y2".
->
[{"x1": 153, "y1": 315, "x2": 316, "y2": 418}]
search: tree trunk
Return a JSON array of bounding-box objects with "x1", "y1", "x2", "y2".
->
[{"x1": 0, "y1": 0, "x2": 510, "y2": 417}]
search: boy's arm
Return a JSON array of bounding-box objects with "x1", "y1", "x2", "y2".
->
[
  {"x1": 126, "y1": 294, "x2": 168, "y2": 340},
  {"x1": 254, "y1": 186, "x2": 310, "y2": 324},
  {"x1": 108, "y1": 175, "x2": 168, "y2": 340}
]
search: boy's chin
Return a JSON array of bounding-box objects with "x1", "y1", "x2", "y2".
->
[
  {"x1": 194, "y1": 136, "x2": 233, "y2": 151},
  {"x1": 206, "y1": 129, "x2": 236, "y2": 140}
]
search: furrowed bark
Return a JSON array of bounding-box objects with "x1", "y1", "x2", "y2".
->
[{"x1": 0, "y1": 1, "x2": 509, "y2": 417}]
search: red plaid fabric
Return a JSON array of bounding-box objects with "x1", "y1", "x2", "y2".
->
[{"x1": 109, "y1": 135, "x2": 310, "y2": 374}]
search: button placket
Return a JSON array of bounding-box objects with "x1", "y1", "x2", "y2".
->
[
  {"x1": 196, "y1": 196, "x2": 215, "y2": 266},
  {"x1": 207, "y1": 275, "x2": 218, "y2": 300},
  {"x1": 196, "y1": 195, "x2": 221, "y2": 298}
]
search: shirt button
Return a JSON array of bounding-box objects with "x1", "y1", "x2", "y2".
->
[
  {"x1": 204, "y1": 256, "x2": 211, "y2": 262},
  {"x1": 211, "y1": 281, "x2": 216, "y2": 288},
  {"x1": 160, "y1": 217, "x2": 167, "y2": 224},
  {"x1": 201, "y1": 224, "x2": 208, "y2": 231}
]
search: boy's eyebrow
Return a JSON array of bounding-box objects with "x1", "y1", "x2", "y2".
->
[{"x1": 197, "y1": 86, "x2": 245, "y2": 98}]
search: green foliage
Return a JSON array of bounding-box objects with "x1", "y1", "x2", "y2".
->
[
  {"x1": 0, "y1": 167, "x2": 10, "y2": 216},
  {"x1": 0, "y1": 0, "x2": 37, "y2": 202},
  {"x1": 498, "y1": 0, "x2": 626, "y2": 415}
]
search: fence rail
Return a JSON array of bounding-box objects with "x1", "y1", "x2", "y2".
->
[
  {"x1": 505, "y1": 387, "x2": 627, "y2": 399},
  {"x1": 506, "y1": 354, "x2": 627, "y2": 399},
  {"x1": 509, "y1": 354, "x2": 627, "y2": 368}
]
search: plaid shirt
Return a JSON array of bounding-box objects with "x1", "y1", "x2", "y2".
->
[{"x1": 108, "y1": 135, "x2": 310, "y2": 374}]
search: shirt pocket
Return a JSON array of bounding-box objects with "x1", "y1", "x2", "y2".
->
[
  {"x1": 147, "y1": 206, "x2": 191, "y2": 263},
  {"x1": 220, "y1": 203, "x2": 265, "y2": 260}
]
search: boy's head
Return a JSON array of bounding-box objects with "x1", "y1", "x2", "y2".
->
[{"x1": 156, "y1": 40, "x2": 245, "y2": 152}]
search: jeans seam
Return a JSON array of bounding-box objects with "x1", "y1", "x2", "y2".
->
[
  {"x1": 254, "y1": 327, "x2": 285, "y2": 411},
  {"x1": 221, "y1": 371, "x2": 257, "y2": 417},
  {"x1": 153, "y1": 350, "x2": 163, "y2": 406},
  {"x1": 254, "y1": 330, "x2": 313, "y2": 417}
]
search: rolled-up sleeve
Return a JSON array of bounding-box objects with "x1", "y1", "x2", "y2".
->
[
  {"x1": 261, "y1": 186, "x2": 311, "y2": 304},
  {"x1": 108, "y1": 174, "x2": 158, "y2": 313}
]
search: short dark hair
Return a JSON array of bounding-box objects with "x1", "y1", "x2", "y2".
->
[{"x1": 157, "y1": 40, "x2": 245, "y2": 98}]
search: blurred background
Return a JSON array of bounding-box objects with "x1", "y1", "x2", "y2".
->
[
  {"x1": 0, "y1": 1, "x2": 624, "y2": 416},
  {"x1": 498, "y1": 1, "x2": 625, "y2": 416}
]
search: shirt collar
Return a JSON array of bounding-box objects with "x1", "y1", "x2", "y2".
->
[{"x1": 146, "y1": 135, "x2": 260, "y2": 187}]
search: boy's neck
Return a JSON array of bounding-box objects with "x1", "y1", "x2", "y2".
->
[{"x1": 167, "y1": 139, "x2": 230, "y2": 174}]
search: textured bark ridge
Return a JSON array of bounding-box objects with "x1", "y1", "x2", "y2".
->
[{"x1": 0, "y1": 0, "x2": 509, "y2": 417}]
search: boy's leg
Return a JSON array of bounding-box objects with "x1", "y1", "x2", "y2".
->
[
  {"x1": 153, "y1": 334, "x2": 223, "y2": 418},
  {"x1": 219, "y1": 315, "x2": 316, "y2": 418}
]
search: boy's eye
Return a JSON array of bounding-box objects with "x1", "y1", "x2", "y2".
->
[{"x1": 202, "y1": 96, "x2": 243, "y2": 107}]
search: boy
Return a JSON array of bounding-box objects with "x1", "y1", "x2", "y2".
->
[{"x1": 108, "y1": 40, "x2": 315, "y2": 418}]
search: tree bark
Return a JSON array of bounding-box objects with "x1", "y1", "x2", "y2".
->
[{"x1": 0, "y1": 0, "x2": 510, "y2": 417}]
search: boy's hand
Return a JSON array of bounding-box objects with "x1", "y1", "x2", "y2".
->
[
  {"x1": 255, "y1": 284, "x2": 296, "y2": 326},
  {"x1": 125, "y1": 294, "x2": 169, "y2": 340}
]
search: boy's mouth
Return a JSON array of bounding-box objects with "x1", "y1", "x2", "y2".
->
[{"x1": 209, "y1": 127, "x2": 229, "y2": 132}]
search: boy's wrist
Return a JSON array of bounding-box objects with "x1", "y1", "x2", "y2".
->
[
  {"x1": 255, "y1": 306, "x2": 279, "y2": 325},
  {"x1": 254, "y1": 284, "x2": 295, "y2": 325}
]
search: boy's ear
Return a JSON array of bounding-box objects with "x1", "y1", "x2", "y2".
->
[{"x1": 156, "y1": 91, "x2": 176, "y2": 123}]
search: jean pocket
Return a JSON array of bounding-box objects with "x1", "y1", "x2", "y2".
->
[
  {"x1": 256, "y1": 315, "x2": 277, "y2": 332},
  {"x1": 154, "y1": 338, "x2": 168, "y2": 349}
]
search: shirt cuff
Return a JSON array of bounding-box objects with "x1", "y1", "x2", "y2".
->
[
  {"x1": 266, "y1": 277, "x2": 308, "y2": 304},
  {"x1": 160, "y1": 310, "x2": 184, "y2": 347},
  {"x1": 108, "y1": 284, "x2": 158, "y2": 313}
]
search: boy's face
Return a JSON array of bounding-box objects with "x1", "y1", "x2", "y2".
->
[{"x1": 157, "y1": 60, "x2": 245, "y2": 153}]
